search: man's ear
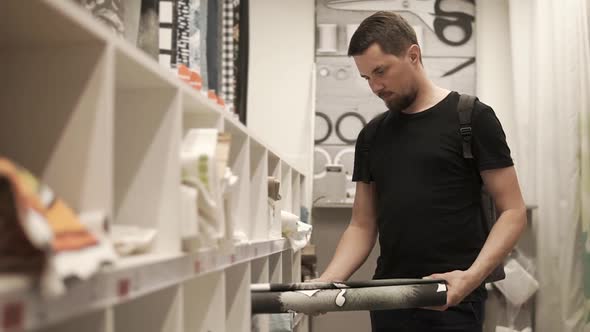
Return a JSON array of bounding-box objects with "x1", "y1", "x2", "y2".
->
[{"x1": 407, "y1": 44, "x2": 421, "y2": 64}]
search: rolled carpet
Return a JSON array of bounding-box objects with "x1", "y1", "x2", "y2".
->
[{"x1": 252, "y1": 281, "x2": 447, "y2": 314}]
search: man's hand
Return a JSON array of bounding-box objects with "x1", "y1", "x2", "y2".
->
[{"x1": 422, "y1": 270, "x2": 483, "y2": 311}]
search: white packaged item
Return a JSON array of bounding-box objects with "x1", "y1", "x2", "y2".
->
[
  {"x1": 181, "y1": 129, "x2": 224, "y2": 243},
  {"x1": 180, "y1": 184, "x2": 198, "y2": 238},
  {"x1": 493, "y1": 258, "x2": 539, "y2": 306}
]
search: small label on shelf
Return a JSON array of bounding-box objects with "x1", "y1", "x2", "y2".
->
[
  {"x1": 117, "y1": 279, "x2": 131, "y2": 298},
  {"x1": 194, "y1": 260, "x2": 201, "y2": 273},
  {"x1": 2, "y1": 302, "x2": 24, "y2": 330}
]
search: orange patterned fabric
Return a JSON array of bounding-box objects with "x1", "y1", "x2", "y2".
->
[{"x1": 0, "y1": 158, "x2": 98, "y2": 252}]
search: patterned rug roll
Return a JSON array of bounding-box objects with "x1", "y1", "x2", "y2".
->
[{"x1": 252, "y1": 280, "x2": 447, "y2": 314}]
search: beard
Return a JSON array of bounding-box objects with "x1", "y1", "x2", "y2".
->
[{"x1": 380, "y1": 90, "x2": 417, "y2": 113}]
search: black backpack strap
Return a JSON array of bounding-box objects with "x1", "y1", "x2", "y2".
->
[
  {"x1": 457, "y1": 94, "x2": 476, "y2": 159},
  {"x1": 457, "y1": 94, "x2": 506, "y2": 283}
]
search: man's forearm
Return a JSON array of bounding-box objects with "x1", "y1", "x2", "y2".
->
[
  {"x1": 468, "y1": 206, "x2": 527, "y2": 282},
  {"x1": 320, "y1": 223, "x2": 378, "y2": 281}
]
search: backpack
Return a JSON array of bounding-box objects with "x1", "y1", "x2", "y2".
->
[{"x1": 457, "y1": 94, "x2": 505, "y2": 283}]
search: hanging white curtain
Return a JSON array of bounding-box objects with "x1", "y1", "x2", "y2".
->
[{"x1": 508, "y1": 0, "x2": 590, "y2": 331}]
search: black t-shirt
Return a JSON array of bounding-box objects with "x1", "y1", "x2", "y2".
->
[{"x1": 352, "y1": 91, "x2": 513, "y2": 301}]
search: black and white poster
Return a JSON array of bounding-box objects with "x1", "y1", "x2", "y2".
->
[{"x1": 74, "y1": 0, "x2": 125, "y2": 37}]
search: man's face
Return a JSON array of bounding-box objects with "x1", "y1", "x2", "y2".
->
[{"x1": 353, "y1": 43, "x2": 418, "y2": 113}]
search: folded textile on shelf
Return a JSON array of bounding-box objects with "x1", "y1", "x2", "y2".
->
[
  {"x1": 0, "y1": 158, "x2": 116, "y2": 297},
  {"x1": 281, "y1": 211, "x2": 312, "y2": 251},
  {"x1": 110, "y1": 224, "x2": 157, "y2": 256}
]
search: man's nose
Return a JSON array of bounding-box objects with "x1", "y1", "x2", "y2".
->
[{"x1": 369, "y1": 78, "x2": 384, "y2": 94}]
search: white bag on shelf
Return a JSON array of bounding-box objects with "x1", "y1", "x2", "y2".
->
[
  {"x1": 493, "y1": 258, "x2": 539, "y2": 307},
  {"x1": 281, "y1": 211, "x2": 312, "y2": 251}
]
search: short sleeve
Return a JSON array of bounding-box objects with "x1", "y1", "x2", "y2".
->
[
  {"x1": 472, "y1": 104, "x2": 514, "y2": 171},
  {"x1": 352, "y1": 127, "x2": 373, "y2": 183}
]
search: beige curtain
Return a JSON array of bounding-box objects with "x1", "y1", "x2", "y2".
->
[{"x1": 508, "y1": 0, "x2": 590, "y2": 331}]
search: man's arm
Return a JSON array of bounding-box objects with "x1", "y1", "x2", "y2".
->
[
  {"x1": 318, "y1": 181, "x2": 379, "y2": 282},
  {"x1": 468, "y1": 166, "x2": 527, "y2": 283},
  {"x1": 427, "y1": 166, "x2": 527, "y2": 308}
]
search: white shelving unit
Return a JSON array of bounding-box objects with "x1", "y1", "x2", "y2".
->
[{"x1": 0, "y1": 1, "x2": 310, "y2": 331}]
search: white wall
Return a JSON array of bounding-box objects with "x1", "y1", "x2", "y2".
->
[
  {"x1": 248, "y1": 0, "x2": 315, "y2": 175},
  {"x1": 476, "y1": 0, "x2": 519, "y2": 162}
]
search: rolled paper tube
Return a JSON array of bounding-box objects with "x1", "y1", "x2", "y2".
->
[
  {"x1": 252, "y1": 283, "x2": 447, "y2": 314},
  {"x1": 251, "y1": 278, "x2": 446, "y2": 292}
]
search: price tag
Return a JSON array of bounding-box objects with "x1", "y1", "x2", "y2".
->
[{"x1": 2, "y1": 302, "x2": 24, "y2": 330}]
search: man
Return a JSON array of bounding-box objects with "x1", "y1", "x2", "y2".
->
[{"x1": 317, "y1": 11, "x2": 527, "y2": 332}]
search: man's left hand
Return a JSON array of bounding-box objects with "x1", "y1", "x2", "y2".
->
[{"x1": 422, "y1": 270, "x2": 483, "y2": 311}]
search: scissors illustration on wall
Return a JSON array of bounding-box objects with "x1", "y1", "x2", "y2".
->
[{"x1": 325, "y1": 0, "x2": 475, "y2": 46}]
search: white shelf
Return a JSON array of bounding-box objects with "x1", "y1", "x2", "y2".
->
[
  {"x1": 0, "y1": 239, "x2": 291, "y2": 331},
  {"x1": 0, "y1": 0, "x2": 311, "y2": 331}
]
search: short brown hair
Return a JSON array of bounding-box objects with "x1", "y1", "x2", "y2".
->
[{"x1": 348, "y1": 11, "x2": 418, "y2": 57}]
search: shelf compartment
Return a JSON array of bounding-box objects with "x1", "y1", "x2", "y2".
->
[
  {"x1": 0, "y1": 42, "x2": 112, "y2": 216},
  {"x1": 269, "y1": 253, "x2": 283, "y2": 284},
  {"x1": 113, "y1": 50, "x2": 182, "y2": 254},
  {"x1": 250, "y1": 140, "x2": 269, "y2": 241},
  {"x1": 251, "y1": 257, "x2": 270, "y2": 332},
  {"x1": 224, "y1": 119, "x2": 250, "y2": 243},
  {"x1": 281, "y1": 250, "x2": 294, "y2": 284},
  {"x1": 280, "y1": 162, "x2": 293, "y2": 214},
  {"x1": 113, "y1": 285, "x2": 182, "y2": 332},
  {"x1": 183, "y1": 271, "x2": 226, "y2": 332},
  {"x1": 268, "y1": 152, "x2": 282, "y2": 239},
  {"x1": 182, "y1": 92, "x2": 224, "y2": 132},
  {"x1": 225, "y1": 262, "x2": 251, "y2": 332}
]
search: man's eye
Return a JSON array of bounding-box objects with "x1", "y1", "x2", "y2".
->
[{"x1": 376, "y1": 68, "x2": 384, "y2": 75}]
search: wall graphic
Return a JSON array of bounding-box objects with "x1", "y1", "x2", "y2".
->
[
  {"x1": 74, "y1": 0, "x2": 125, "y2": 37},
  {"x1": 314, "y1": 0, "x2": 476, "y2": 200}
]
